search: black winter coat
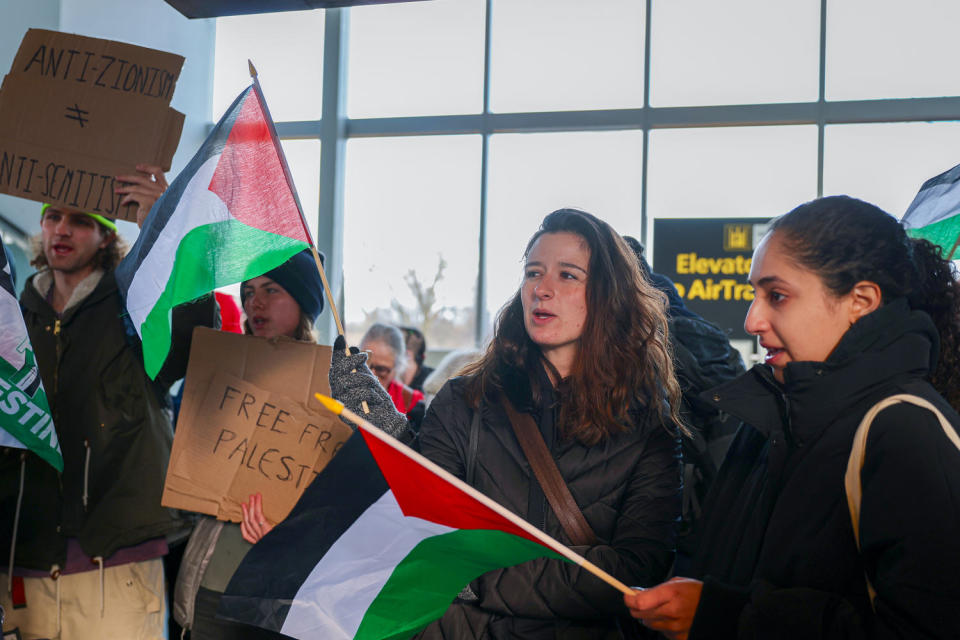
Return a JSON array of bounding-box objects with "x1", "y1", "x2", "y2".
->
[
  {"x1": 688, "y1": 300, "x2": 960, "y2": 639},
  {"x1": 0, "y1": 269, "x2": 217, "y2": 569},
  {"x1": 415, "y1": 368, "x2": 681, "y2": 639}
]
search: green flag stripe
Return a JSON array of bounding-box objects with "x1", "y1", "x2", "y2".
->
[
  {"x1": 906, "y1": 212, "x2": 960, "y2": 255},
  {"x1": 0, "y1": 356, "x2": 62, "y2": 471},
  {"x1": 355, "y1": 528, "x2": 567, "y2": 640},
  {"x1": 140, "y1": 219, "x2": 308, "y2": 377}
]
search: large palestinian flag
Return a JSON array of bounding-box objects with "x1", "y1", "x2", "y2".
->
[
  {"x1": 0, "y1": 237, "x2": 62, "y2": 471},
  {"x1": 219, "y1": 427, "x2": 576, "y2": 639},
  {"x1": 902, "y1": 162, "x2": 960, "y2": 259},
  {"x1": 116, "y1": 83, "x2": 311, "y2": 378}
]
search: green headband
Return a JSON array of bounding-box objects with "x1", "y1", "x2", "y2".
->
[{"x1": 40, "y1": 203, "x2": 118, "y2": 233}]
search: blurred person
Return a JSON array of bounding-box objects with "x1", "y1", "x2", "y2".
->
[
  {"x1": 625, "y1": 196, "x2": 960, "y2": 639},
  {"x1": 624, "y1": 236, "x2": 745, "y2": 568},
  {"x1": 399, "y1": 325, "x2": 434, "y2": 391},
  {"x1": 360, "y1": 323, "x2": 424, "y2": 426},
  {"x1": 0, "y1": 165, "x2": 219, "y2": 640},
  {"x1": 420, "y1": 348, "x2": 482, "y2": 407}
]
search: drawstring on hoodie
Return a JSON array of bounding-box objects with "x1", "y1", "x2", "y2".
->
[
  {"x1": 82, "y1": 439, "x2": 91, "y2": 510},
  {"x1": 50, "y1": 564, "x2": 61, "y2": 636},
  {"x1": 7, "y1": 453, "x2": 25, "y2": 594},
  {"x1": 94, "y1": 556, "x2": 104, "y2": 617}
]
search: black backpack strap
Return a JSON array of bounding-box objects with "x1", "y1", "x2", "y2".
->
[{"x1": 465, "y1": 405, "x2": 481, "y2": 486}]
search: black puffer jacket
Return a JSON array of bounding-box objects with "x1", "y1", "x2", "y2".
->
[
  {"x1": 689, "y1": 299, "x2": 960, "y2": 639},
  {"x1": 0, "y1": 269, "x2": 217, "y2": 570},
  {"x1": 415, "y1": 366, "x2": 681, "y2": 639}
]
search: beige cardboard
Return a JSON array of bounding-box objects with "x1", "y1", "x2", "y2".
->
[
  {"x1": 163, "y1": 328, "x2": 351, "y2": 524},
  {"x1": 0, "y1": 29, "x2": 185, "y2": 221}
]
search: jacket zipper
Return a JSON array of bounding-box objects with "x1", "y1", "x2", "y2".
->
[{"x1": 52, "y1": 319, "x2": 61, "y2": 396}]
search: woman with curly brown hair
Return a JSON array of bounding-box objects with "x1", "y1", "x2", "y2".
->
[
  {"x1": 412, "y1": 208, "x2": 684, "y2": 639},
  {"x1": 626, "y1": 196, "x2": 960, "y2": 639}
]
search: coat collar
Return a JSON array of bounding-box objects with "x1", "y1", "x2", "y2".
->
[{"x1": 704, "y1": 299, "x2": 938, "y2": 443}]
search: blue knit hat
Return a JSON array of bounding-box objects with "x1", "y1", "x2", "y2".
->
[{"x1": 259, "y1": 249, "x2": 325, "y2": 322}]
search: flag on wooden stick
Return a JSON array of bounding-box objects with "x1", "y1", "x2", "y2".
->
[
  {"x1": 218, "y1": 395, "x2": 629, "y2": 640},
  {"x1": 116, "y1": 82, "x2": 312, "y2": 378}
]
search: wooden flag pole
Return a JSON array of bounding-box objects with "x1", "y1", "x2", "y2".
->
[
  {"x1": 248, "y1": 59, "x2": 346, "y2": 338},
  {"x1": 947, "y1": 233, "x2": 960, "y2": 261},
  {"x1": 315, "y1": 394, "x2": 635, "y2": 596}
]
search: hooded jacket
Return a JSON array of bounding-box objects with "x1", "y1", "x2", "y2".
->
[
  {"x1": 0, "y1": 268, "x2": 217, "y2": 570},
  {"x1": 688, "y1": 299, "x2": 960, "y2": 639},
  {"x1": 415, "y1": 364, "x2": 681, "y2": 639}
]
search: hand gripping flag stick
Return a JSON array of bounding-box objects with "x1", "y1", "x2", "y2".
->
[{"x1": 315, "y1": 393, "x2": 635, "y2": 596}]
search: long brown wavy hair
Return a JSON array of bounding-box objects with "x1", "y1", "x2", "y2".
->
[{"x1": 463, "y1": 208, "x2": 684, "y2": 446}]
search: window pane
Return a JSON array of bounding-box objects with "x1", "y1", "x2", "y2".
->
[
  {"x1": 647, "y1": 125, "x2": 817, "y2": 223},
  {"x1": 343, "y1": 135, "x2": 481, "y2": 350},
  {"x1": 347, "y1": 0, "x2": 485, "y2": 118},
  {"x1": 280, "y1": 139, "x2": 322, "y2": 241},
  {"x1": 827, "y1": 0, "x2": 960, "y2": 100},
  {"x1": 485, "y1": 130, "x2": 644, "y2": 332},
  {"x1": 823, "y1": 122, "x2": 960, "y2": 217},
  {"x1": 650, "y1": 0, "x2": 819, "y2": 107},
  {"x1": 214, "y1": 11, "x2": 324, "y2": 121},
  {"x1": 490, "y1": 0, "x2": 645, "y2": 113}
]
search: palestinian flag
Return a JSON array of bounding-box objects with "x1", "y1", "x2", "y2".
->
[
  {"x1": 0, "y1": 238, "x2": 62, "y2": 471},
  {"x1": 116, "y1": 83, "x2": 311, "y2": 378},
  {"x1": 902, "y1": 162, "x2": 960, "y2": 259},
  {"x1": 219, "y1": 428, "x2": 573, "y2": 639}
]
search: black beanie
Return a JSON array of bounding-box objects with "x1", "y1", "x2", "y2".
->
[{"x1": 259, "y1": 249, "x2": 325, "y2": 322}]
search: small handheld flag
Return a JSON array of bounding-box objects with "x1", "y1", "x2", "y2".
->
[{"x1": 218, "y1": 395, "x2": 630, "y2": 640}]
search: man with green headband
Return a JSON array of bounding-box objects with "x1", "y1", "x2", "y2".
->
[{"x1": 1, "y1": 165, "x2": 219, "y2": 639}]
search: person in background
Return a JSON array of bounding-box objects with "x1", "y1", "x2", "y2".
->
[
  {"x1": 623, "y1": 235, "x2": 745, "y2": 569},
  {"x1": 400, "y1": 325, "x2": 434, "y2": 391},
  {"x1": 0, "y1": 165, "x2": 219, "y2": 640},
  {"x1": 420, "y1": 349, "x2": 482, "y2": 407},
  {"x1": 360, "y1": 323, "x2": 425, "y2": 428},
  {"x1": 413, "y1": 208, "x2": 683, "y2": 638},
  {"x1": 625, "y1": 196, "x2": 960, "y2": 639},
  {"x1": 173, "y1": 248, "x2": 323, "y2": 640}
]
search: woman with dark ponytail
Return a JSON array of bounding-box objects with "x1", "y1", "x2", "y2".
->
[{"x1": 625, "y1": 196, "x2": 960, "y2": 638}]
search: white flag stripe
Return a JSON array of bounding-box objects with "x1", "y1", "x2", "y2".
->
[
  {"x1": 281, "y1": 490, "x2": 454, "y2": 639},
  {"x1": 903, "y1": 178, "x2": 960, "y2": 228},
  {"x1": 0, "y1": 287, "x2": 27, "y2": 371},
  {"x1": 125, "y1": 156, "x2": 230, "y2": 331}
]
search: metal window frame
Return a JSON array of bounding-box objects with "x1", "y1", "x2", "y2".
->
[{"x1": 290, "y1": 3, "x2": 960, "y2": 345}]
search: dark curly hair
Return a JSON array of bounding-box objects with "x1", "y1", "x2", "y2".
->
[
  {"x1": 463, "y1": 208, "x2": 683, "y2": 446},
  {"x1": 770, "y1": 195, "x2": 960, "y2": 409}
]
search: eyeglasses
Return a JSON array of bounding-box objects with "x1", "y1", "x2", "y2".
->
[{"x1": 369, "y1": 364, "x2": 393, "y2": 378}]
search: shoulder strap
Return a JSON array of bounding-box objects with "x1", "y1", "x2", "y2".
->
[
  {"x1": 845, "y1": 393, "x2": 960, "y2": 608},
  {"x1": 501, "y1": 395, "x2": 598, "y2": 546}
]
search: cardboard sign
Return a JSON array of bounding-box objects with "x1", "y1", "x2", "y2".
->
[
  {"x1": 0, "y1": 29, "x2": 185, "y2": 221},
  {"x1": 163, "y1": 328, "x2": 352, "y2": 523}
]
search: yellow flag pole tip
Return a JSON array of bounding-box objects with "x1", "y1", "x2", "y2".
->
[
  {"x1": 248, "y1": 59, "x2": 258, "y2": 78},
  {"x1": 315, "y1": 393, "x2": 344, "y2": 415}
]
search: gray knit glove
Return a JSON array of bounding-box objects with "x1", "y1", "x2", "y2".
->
[{"x1": 329, "y1": 335, "x2": 409, "y2": 439}]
